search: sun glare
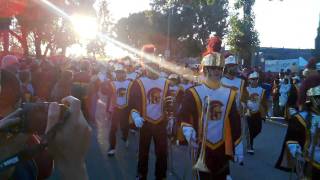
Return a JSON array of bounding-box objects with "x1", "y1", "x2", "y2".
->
[
  {"x1": 71, "y1": 15, "x2": 98, "y2": 40},
  {"x1": 66, "y1": 44, "x2": 87, "y2": 57}
]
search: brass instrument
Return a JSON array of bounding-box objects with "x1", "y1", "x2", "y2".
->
[
  {"x1": 193, "y1": 95, "x2": 210, "y2": 173},
  {"x1": 164, "y1": 95, "x2": 177, "y2": 137},
  {"x1": 305, "y1": 121, "x2": 320, "y2": 180},
  {"x1": 164, "y1": 95, "x2": 178, "y2": 177},
  {"x1": 291, "y1": 120, "x2": 320, "y2": 180}
]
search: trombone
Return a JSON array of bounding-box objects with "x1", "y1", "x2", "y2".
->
[
  {"x1": 190, "y1": 95, "x2": 211, "y2": 180},
  {"x1": 164, "y1": 95, "x2": 178, "y2": 177}
]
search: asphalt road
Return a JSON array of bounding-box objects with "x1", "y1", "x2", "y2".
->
[{"x1": 50, "y1": 116, "x2": 292, "y2": 180}]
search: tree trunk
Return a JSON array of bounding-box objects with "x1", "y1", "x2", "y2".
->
[
  {"x1": 3, "y1": 31, "x2": 9, "y2": 54},
  {"x1": 44, "y1": 43, "x2": 52, "y2": 57},
  {"x1": 0, "y1": 18, "x2": 11, "y2": 55},
  {"x1": 21, "y1": 26, "x2": 29, "y2": 56},
  {"x1": 34, "y1": 31, "x2": 42, "y2": 59}
]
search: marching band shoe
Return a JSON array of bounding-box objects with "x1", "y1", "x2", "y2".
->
[
  {"x1": 130, "y1": 129, "x2": 137, "y2": 134},
  {"x1": 107, "y1": 148, "x2": 116, "y2": 156},
  {"x1": 247, "y1": 149, "x2": 255, "y2": 155}
]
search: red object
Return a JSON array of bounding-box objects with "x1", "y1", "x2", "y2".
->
[
  {"x1": 203, "y1": 36, "x2": 222, "y2": 57},
  {"x1": 0, "y1": 0, "x2": 27, "y2": 17},
  {"x1": 210, "y1": 100, "x2": 224, "y2": 106},
  {"x1": 298, "y1": 74, "x2": 320, "y2": 106},
  {"x1": 306, "y1": 57, "x2": 317, "y2": 69},
  {"x1": 142, "y1": 44, "x2": 156, "y2": 54}
]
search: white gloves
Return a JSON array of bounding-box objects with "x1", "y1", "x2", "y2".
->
[
  {"x1": 182, "y1": 126, "x2": 196, "y2": 146},
  {"x1": 131, "y1": 111, "x2": 144, "y2": 128},
  {"x1": 234, "y1": 142, "x2": 244, "y2": 165},
  {"x1": 287, "y1": 143, "x2": 302, "y2": 158}
]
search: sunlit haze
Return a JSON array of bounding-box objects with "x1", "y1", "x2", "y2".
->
[
  {"x1": 71, "y1": 14, "x2": 98, "y2": 40},
  {"x1": 109, "y1": 0, "x2": 320, "y2": 49}
]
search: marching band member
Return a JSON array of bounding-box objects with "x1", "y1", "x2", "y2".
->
[
  {"x1": 279, "y1": 78, "x2": 291, "y2": 117},
  {"x1": 179, "y1": 36, "x2": 241, "y2": 179},
  {"x1": 167, "y1": 73, "x2": 183, "y2": 101},
  {"x1": 125, "y1": 60, "x2": 139, "y2": 81},
  {"x1": 167, "y1": 74, "x2": 184, "y2": 143},
  {"x1": 72, "y1": 60, "x2": 92, "y2": 120},
  {"x1": 128, "y1": 44, "x2": 170, "y2": 180},
  {"x1": 245, "y1": 71, "x2": 268, "y2": 154},
  {"x1": 275, "y1": 74, "x2": 320, "y2": 179},
  {"x1": 221, "y1": 55, "x2": 246, "y2": 165},
  {"x1": 106, "y1": 64, "x2": 132, "y2": 156}
]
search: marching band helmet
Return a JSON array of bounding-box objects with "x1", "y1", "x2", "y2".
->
[
  {"x1": 224, "y1": 55, "x2": 238, "y2": 76},
  {"x1": 248, "y1": 71, "x2": 259, "y2": 79},
  {"x1": 201, "y1": 52, "x2": 225, "y2": 68},
  {"x1": 141, "y1": 44, "x2": 156, "y2": 63},
  {"x1": 306, "y1": 79, "x2": 320, "y2": 111},
  {"x1": 298, "y1": 74, "x2": 320, "y2": 108},
  {"x1": 1, "y1": 55, "x2": 19, "y2": 73},
  {"x1": 307, "y1": 85, "x2": 320, "y2": 97},
  {"x1": 168, "y1": 73, "x2": 179, "y2": 80},
  {"x1": 141, "y1": 44, "x2": 156, "y2": 54},
  {"x1": 168, "y1": 73, "x2": 180, "y2": 86},
  {"x1": 114, "y1": 63, "x2": 126, "y2": 72},
  {"x1": 224, "y1": 56, "x2": 237, "y2": 66}
]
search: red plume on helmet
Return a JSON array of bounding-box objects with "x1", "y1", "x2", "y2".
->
[
  {"x1": 142, "y1": 44, "x2": 156, "y2": 54},
  {"x1": 203, "y1": 36, "x2": 222, "y2": 57},
  {"x1": 306, "y1": 57, "x2": 317, "y2": 69},
  {"x1": 298, "y1": 74, "x2": 320, "y2": 106}
]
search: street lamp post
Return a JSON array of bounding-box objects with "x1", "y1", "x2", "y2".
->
[{"x1": 166, "y1": 0, "x2": 175, "y2": 60}]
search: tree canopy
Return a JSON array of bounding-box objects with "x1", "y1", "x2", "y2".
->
[
  {"x1": 114, "y1": 0, "x2": 229, "y2": 58},
  {"x1": 0, "y1": 0, "x2": 110, "y2": 58},
  {"x1": 227, "y1": 0, "x2": 259, "y2": 67}
]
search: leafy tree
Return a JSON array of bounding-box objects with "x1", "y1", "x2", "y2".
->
[
  {"x1": 227, "y1": 0, "x2": 259, "y2": 67},
  {"x1": 113, "y1": 11, "x2": 159, "y2": 48},
  {"x1": 114, "y1": 0, "x2": 228, "y2": 58},
  {"x1": 2, "y1": 0, "x2": 106, "y2": 58}
]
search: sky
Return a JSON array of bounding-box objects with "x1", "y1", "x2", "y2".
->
[{"x1": 108, "y1": 0, "x2": 320, "y2": 49}]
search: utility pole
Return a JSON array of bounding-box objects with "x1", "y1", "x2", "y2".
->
[{"x1": 315, "y1": 15, "x2": 320, "y2": 60}]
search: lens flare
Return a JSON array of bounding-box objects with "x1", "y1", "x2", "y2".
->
[{"x1": 37, "y1": 0, "x2": 195, "y2": 82}]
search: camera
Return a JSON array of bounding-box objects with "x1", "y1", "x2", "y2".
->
[{"x1": 0, "y1": 102, "x2": 69, "y2": 135}]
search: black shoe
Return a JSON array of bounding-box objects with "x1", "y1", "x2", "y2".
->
[
  {"x1": 247, "y1": 149, "x2": 255, "y2": 155},
  {"x1": 107, "y1": 148, "x2": 116, "y2": 156}
]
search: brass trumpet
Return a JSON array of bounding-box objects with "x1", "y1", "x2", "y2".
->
[
  {"x1": 164, "y1": 95, "x2": 177, "y2": 136},
  {"x1": 193, "y1": 96, "x2": 210, "y2": 173}
]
